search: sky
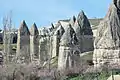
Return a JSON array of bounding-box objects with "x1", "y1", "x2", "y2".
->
[{"x1": 0, "y1": 0, "x2": 112, "y2": 28}]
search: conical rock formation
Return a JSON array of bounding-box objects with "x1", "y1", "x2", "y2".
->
[
  {"x1": 51, "y1": 24, "x2": 65, "y2": 58},
  {"x1": 30, "y1": 23, "x2": 39, "y2": 61},
  {"x1": 77, "y1": 10, "x2": 93, "y2": 35},
  {"x1": 58, "y1": 24, "x2": 80, "y2": 70},
  {"x1": 73, "y1": 11, "x2": 94, "y2": 53},
  {"x1": 16, "y1": 20, "x2": 30, "y2": 64},
  {"x1": 93, "y1": 0, "x2": 120, "y2": 67}
]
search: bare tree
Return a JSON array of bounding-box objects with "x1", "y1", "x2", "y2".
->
[{"x1": 3, "y1": 11, "x2": 12, "y2": 63}]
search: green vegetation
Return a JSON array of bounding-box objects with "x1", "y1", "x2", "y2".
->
[{"x1": 67, "y1": 70, "x2": 120, "y2": 80}]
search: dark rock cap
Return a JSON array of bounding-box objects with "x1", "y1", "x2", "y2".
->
[
  {"x1": 30, "y1": 23, "x2": 39, "y2": 36},
  {"x1": 51, "y1": 23, "x2": 54, "y2": 29},
  {"x1": 73, "y1": 20, "x2": 81, "y2": 37},
  {"x1": 19, "y1": 20, "x2": 30, "y2": 35},
  {"x1": 49, "y1": 23, "x2": 55, "y2": 32},
  {"x1": 70, "y1": 16, "x2": 76, "y2": 26},
  {"x1": 60, "y1": 24, "x2": 78, "y2": 46},
  {"x1": 54, "y1": 24, "x2": 65, "y2": 37},
  {"x1": 77, "y1": 10, "x2": 93, "y2": 35}
]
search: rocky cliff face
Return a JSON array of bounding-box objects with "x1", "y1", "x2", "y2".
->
[
  {"x1": 93, "y1": 0, "x2": 120, "y2": 67},
  {"x1": 1, "y1": 10, "x2": 94, "y2": 68}
]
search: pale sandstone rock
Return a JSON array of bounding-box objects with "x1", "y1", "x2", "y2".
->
[
  {"x1": 77, "y1": 10, "x2": 93, "y2": 35},
  {"x1": 39, "y1": 27, "x2": 51, "y2": 65},
  {"x1": 51, "y1": 24, "x2": 65, "y2": 58},
  {"x1": 16, "y1": 20, "x2": 31, "y2": 64},
  {"x1": 30, "y1": 23, "x2": 39, "y2": 61},
  {"x1": 73, "y1": 11, "x2": 94, "y2": 53},
  {"x1": 70, "y1": 16, "x2": 76, "y2": 26},
  {"x1": 58, "y1": 24, "x2": 80, "y2": 70},
  {"x1": 93, "y1": 0, "x2": 120, "y2": 67}
]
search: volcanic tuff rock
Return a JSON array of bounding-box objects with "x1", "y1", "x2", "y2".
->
[
  {"x1": 70, "y1": 16, "x2": 76, "y2": 26},
  {"x1": 0, "y1": 10, "x2": 94, "y2": 68},
  {"x1": 53, "y1": 24, "x2": 65, "y2": 37},
  {"x1": 39, "y1": 27, "x2": 51, "y2": 65},
  {"x1": 51, "y1": 24, "x2": 65, "y2": 58},
  {"x1": 60, "y1": 24, "x2": 78, "y2": 46},
  {"x1": 93, "y1": 0, "x2": 120, "y2": 67},
  {"x1": 77, "y1": 10, "x2": 93, "y2": 35},
  {"x1": 72, "y1": 11, "x2": 94, "y2": 53},
  {"x1": 58, "y1": 24, "x2": 80, "y2": 70},
  {"x1": 30, "y1": 23, "x2": 39, "y2": 36},
  {"x1": 30, "y1": 23, "x2": 39, "y2": 61},
  {"x1": 73, "y1": 19, "x2": 81, "y2": 38},
  {"x1": 16, "y1": 20, "x2": 31, "y2": 64}
]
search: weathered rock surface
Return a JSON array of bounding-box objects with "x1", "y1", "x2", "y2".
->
[
  {"x1": 30, "y1": 23, "x2": 39, "y2": 61},
  {"x1": 0, "y1": 51, "x2": 3, "y2": 65},
  {"x1": 39, "y1": 27, "x2": 51, "y2": 65},
  {"x1": 93, "y1": 0, "x2": 120, "y2": 67},
  {"x1": 73, "y1": 11, "x2": 94, "y2": 53},
  {"x1": 58, "y1": 24, "x2": 80, "y2": 70},
  {"x1": 77, "y1": 10, "x2": 93, "y2": 35},
  {"x1": 70, "y1": 16, "x2": 76, "y2": 26},
  {"x1": 51, "y1": 24, "x2": 65, "y2": 58},
  {"x1": 16, "y1": 20, "x2": 31, "y2": 64}
]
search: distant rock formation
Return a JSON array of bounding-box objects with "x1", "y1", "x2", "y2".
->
[
  {"x1": 73, "y1": 11, "x2": 94, "y2": 53},
  {"x1": 39, "y1": 27, "x2": 51, "y2": 65},
  {"x1": 51, "y1": 24, "x2": 65, "y2": 58},
  {"x1": 58, "y1": 24, "x2": 80, "y2": 70},
  {"x1": 93, "y1": 0, "x2": 120, "y2": 67},
  {"x1": 30, "y1": 23, "x2": 39, "y2": 61},
  {"x1": 16, "y1": 20, "x2": 31, "y2": 64},
  {"x1": 36, "y1": 11, "x2": 93, "y2": 68},
  {"x1": 77, "y1": 10, "x2": 93, "y2": 35},
  {"x1": 0, "y1": 10, "x2": 94, "y2": 68}
]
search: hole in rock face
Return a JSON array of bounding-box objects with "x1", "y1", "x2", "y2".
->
[
  {"x1": 87, "y1": 60, "x2": 94, "y2": 66},
  {"x1": 74, "y1": 51, "x2": 79, "y2": 55}
]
